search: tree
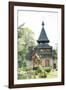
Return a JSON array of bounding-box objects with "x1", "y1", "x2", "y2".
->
[
  {"x1": 53, "y1": 49, "x2": 57, "y2": 60},
  {"x1": 53, "y1": 47, "x2": 58, "y2": 69},
  {"x1": 17, "y1": 23, "x2": 36, "y2": 68}
]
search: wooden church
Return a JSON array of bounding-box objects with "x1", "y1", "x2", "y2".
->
[{"x1": 32, "y1": 21, "x2": 53, "y2": 69}]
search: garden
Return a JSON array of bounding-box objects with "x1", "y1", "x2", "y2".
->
[{"x1": 18, "y1": 66, "x2": 57, "y2": 79}]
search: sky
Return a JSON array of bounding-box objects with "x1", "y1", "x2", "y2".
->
[{"x1": 17, "y1": 8, "x2": 59, "y2": 49}]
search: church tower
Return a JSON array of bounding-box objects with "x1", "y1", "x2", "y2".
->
[{"x1": 32, "y1": 21, "x2": 53, "y2": 69}]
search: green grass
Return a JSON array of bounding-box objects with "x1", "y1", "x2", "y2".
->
[{"x1": 47, "y1": 70, "x2": 57, "y2": 78}]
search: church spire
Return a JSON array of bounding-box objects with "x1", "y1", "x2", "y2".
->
[
  {"x1": 42, "y1": 21, "x2": 44, "y2": 26},
  {"x1": 37, "y1": 21, "x2": 49, "y2": 43}
]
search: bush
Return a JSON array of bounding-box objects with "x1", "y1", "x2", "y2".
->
[
  {"x1": 18, "y1": 71, "x2": 27, "y2": 79},
  {"x1": 44, "y1": 67, "x2": 51, "y2": 73},
  {"x1": 37, "y1": 66, "x2": 44, "y2": 73},
  {"x1": 34, "y1": 66, "x2": 47, "y2": 78},
  {"x1": 39, "y1": 71, "x2": 47, "y2": 78},
  {"x1": 44, "y1": 71, "x2": 47, "y2": 77},
  {"x1": 33, "y1": 67, "x2": 38, "y2": 70}
]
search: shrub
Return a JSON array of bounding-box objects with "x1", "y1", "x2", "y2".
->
[
  {"x1": 34, "y1": 66, "x2": 47, "y2": 78},
  {"x1": 44, "y1": 67, "x2": 51, "y2": 73},
  {"x1": 33, "y1": 67, "x2": 38, "y2": 70},
  {"x1": 39, "y1": 71, "x2": 47, "y2": 78},
  {"x1": 37, "y1": 66, "x2": 44, "y2": 73},
  {"x1": 18, "y1": 71, "x2": 27, "y2": 79},
  {"x1": 44, "y1": 71, "x2": 47, "y2": 77}
]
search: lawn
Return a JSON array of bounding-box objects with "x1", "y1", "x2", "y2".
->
[{"x1": 47, "y1": 70, "x2": 57, "y2": 78}]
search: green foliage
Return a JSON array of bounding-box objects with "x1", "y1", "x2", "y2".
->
[
  {"x1": 53, "y1": 47, "x2": 58, "y2": 69},
  {"x1": 39, "y1": 71, "x2": 47, "y2": 78},
  {"x1": 18, "y1": 71, "x2": 27, "y2": 79},
  {"x1": 44, "y1": 67, "x2": 51, "y2": 73},
  {"x1": 18, "y1": 66, "x2": 48, "y2": 79},
  {"x1": 53, "y1": 49, "x2": 57, "y2": 59},
  {"x1": 17, "y1": 23, "x2": 36, "y2": 68},
  {"x1": 33, "y1": 66, "x2": 47, "y2": 78},
  {"x1": 18, "y1": 65, "x2": 58, "y2": 79},
  {"x1": 37, "y1": 66, "x2": 47, "y2": 78},
  {"x1": 37, "y1": 66, "x2": 44, "y2": 73}
]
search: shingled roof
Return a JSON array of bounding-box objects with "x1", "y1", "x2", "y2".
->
[{"x1": 37, "y1": 21, "x2": 49, "y2": 43}]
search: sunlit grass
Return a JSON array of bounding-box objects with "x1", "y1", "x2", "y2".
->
[{"x1": 47, "y1": 70, "x2": 57, "y2": 78}]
